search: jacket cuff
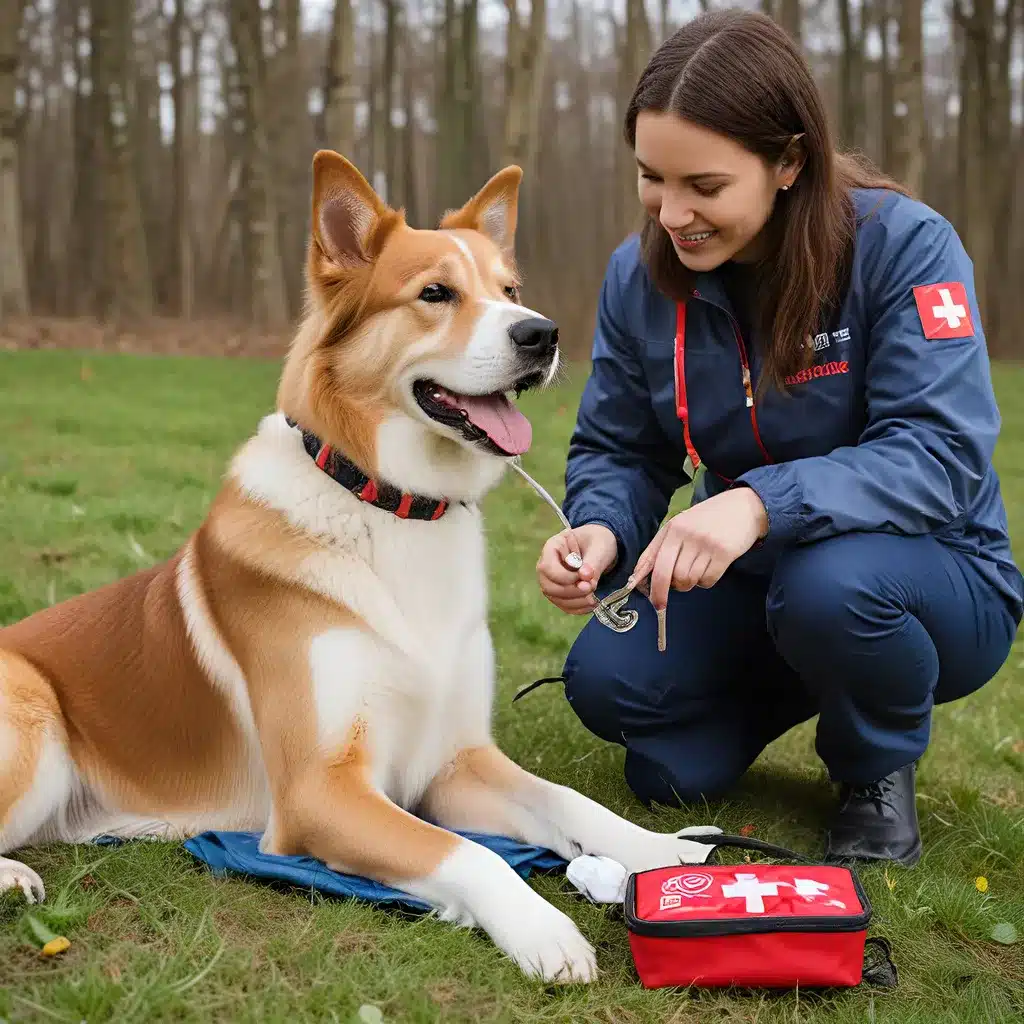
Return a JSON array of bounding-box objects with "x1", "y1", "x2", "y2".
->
[{"x1": 735, "y1": 466, "x2": 807, "y2": 550}]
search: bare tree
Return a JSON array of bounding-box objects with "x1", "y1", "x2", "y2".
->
[
  {"x1": 170, "y1": 0, "x2": 192, "y2": 317},
  {"x1": 876, "y1": 0, "x2": 895, "y2": 172},
  {"x1": 836, "y1": 0, "x2": 866, "y2": 152},
  {"x1": 228, "y1": 0, "x2": 289, "y2": 329},
  {"x1": 778, "y1": 0, "x2": 802, "y2": 47},
  {"x1": 323, "y1": 0, "x2": 357, "y2": 157},
  {"x1": 617, "y1": 0, "x2": 650, "y2": 238},
  {"x1": 502, "y1": 0, "x2": 547, "y2": 179},
  {"x1": 1, "y1": 0, "x2": 1021, "y2": 358},
  {"x1": 383, "y1": 0, "x2": 400, "y2": 205},
  {"x1": 0, "y1": 0, "x2": 29, "y2": 318},
  {"x1": 953, "y1": 0, "x2": 995, "y2": 326},
  {"x1": 892, "y1": 0, "x2": 925, "y2": 195},
  {"x1": 94, "y1": 0, "x2": 153, "y2": 321}
]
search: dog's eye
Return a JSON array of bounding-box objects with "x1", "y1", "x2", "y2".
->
[
  {"x1": 419, "y1": 283, "x2": 455, "y2": 303},
  {"x1": 504, "y1": 286, "x2": 519, "y2": 302}
]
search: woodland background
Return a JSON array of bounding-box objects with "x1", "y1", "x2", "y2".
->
[{"x1": 0, "y1": 0, "x2": 1020, "y2": 361}]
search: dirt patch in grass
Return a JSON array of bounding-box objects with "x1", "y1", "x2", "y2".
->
[{"x1": 1, "y1": 314, "x2": 290, "y2": 361}]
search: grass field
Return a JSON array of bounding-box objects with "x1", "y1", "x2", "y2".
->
[{"x1": 1, "y1": 347, "x2": 1022, "y2": 1023}]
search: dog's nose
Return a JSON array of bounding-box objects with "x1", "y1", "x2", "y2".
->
[{"x1": 509, "y1": 317, "x2": 559, "y2": 355}]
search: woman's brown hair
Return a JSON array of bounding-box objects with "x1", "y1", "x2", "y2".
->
[{"x1": 623, "y1": 7, "x2": 910, "y2": 390}]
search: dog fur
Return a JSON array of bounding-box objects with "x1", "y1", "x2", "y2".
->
[{"x1": 0, "y1": 152, "x2": 718, "y2": 982}]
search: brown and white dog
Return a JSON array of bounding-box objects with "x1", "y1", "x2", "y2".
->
[{"x1": 0, "y1": 152, "x2": 718, "y2": 982}]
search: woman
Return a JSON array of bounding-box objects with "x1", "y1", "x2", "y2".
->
[{"x1": 535, "y1": 8, "x2": 1023, "y2": 868}]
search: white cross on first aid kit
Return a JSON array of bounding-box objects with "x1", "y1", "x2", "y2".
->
[{"x1": 720, "y1": 872, "x2": 847, "y2": 914}]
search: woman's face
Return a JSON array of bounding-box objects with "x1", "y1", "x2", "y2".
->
[{"x1": 634, "y1": 110, "x2": 800, "y2": 270}]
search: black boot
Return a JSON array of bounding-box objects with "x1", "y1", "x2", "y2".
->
[{"x1": 824, "y1": 762, "x2": 922, "y2": 867}]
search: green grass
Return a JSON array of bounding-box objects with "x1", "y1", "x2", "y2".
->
[{"x1": 1, "y1": 347, "x2": 1023, "y2": 1022}]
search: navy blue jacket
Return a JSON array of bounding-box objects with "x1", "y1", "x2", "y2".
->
[{"x1": 563, "y1": 188, "x2": 1024, "y2": 616}]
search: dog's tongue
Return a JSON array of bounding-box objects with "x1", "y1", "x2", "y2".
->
[{"x1": 450, "y1": 391, "x2": 532, "y2": 455}]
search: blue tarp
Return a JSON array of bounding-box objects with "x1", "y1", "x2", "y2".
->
[{"x1": 179, "y1": 829, "x2": 567, "y2": 913}]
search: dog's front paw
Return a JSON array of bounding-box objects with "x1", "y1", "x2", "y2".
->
[
  {"x1": 0, "y1": 857, "x2": 46, "y2": 904},
  {"x1": 615, "y1": 824, "x2": 723, "y2": 874},
  {"x1": 486, "y1": 897, "x2": 597, "y2": 983}
]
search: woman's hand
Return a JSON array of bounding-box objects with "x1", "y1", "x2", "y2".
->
[
  {"x1": 631, "y1": 488, "x2": 769, "y2": 609},
  {"x1": 536, "y1": 524, "x2": 619, "y2": 614}
]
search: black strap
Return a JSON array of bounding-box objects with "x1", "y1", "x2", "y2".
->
[
  {"x1": 705, "y1": 834, "x2": 815, "y2": 865},
  {"x1": 862, "y1": 936, "x2": 899, "y2": 988},
  {"x1": 512, "y1": 676, "x2": 565, "y2": 703}
]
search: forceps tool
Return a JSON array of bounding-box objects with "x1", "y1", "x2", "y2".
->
[{"x1": 509, "y1": 459, "x2": 666, "y2": 651}]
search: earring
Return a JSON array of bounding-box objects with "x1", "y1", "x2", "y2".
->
[{"x1": 781, "y1": 184, "x2": 790, "y2": 191}]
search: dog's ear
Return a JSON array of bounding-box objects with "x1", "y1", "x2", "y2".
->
[
  {"x1": 440, "y1": 165, "x2": 522, "y2": 255},
  {"x1": 310, "y1": 150, "x2": 401, "y2": 266}
]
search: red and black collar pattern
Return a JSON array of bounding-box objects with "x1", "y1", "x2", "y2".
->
[{"x1": 285, "y1": 416, "x2": 451, "y2": 521}]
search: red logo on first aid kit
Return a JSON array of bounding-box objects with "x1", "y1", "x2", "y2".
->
[
  {"x1": 912, "y1": 281, "x2": 974, "y2": 339},
  {"x1": 659, "y1": 872, "x2": 714, "y2": 909},
  {"x1": 662, "y1": 873, "x2": 714, "y2": 897}
]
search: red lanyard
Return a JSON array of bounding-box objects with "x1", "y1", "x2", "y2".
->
[{"x1": 673, "y1": 301, "x2": 702, "y2": 470}]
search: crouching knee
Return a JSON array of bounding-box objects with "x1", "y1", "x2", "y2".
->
[
  {"x1": 562, "y1": 648, "x2": 626, "y2": 745},
  {"x1": 766, "y1": 535, "x2": 883, "y2": 652},
  {"x1": 561, "y1": 619, "x2": 671, "y2": 745},
  {"x1": 625, "y1": 752, "x2": 739, "y2": 808}
]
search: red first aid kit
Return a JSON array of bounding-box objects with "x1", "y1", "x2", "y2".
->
[{"x1": 625, "y1": 836, "x2": 895, "y2": 990}]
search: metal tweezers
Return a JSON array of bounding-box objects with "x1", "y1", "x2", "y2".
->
[{"x1": 509, "y1": 460, "x2": 667, "y2": 652}]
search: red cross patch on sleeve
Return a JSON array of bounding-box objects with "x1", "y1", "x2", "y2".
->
[{"x1": 912, "y1": 281, "x2": 975, "y2": 340}]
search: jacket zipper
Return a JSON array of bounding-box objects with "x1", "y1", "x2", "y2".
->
[{"x1": 690, "y1": 290, "x2": 775, "y2": 467}]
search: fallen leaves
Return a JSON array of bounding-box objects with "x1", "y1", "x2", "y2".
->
[{"x1": 990, "y1": 922, "x2": 1018, "y2": 945}]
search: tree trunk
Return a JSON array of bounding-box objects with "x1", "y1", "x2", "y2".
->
[
  {"x1": 836, "y1": 0, "x2": 865, "y2": 152},
  {"x1": 228, "y1": 0, "x2": 289, "y2": 329},
  {"x1": 0, "y1": 0, "x2": 29, "y2": 318},
  {"x1": 458, "y1": 0, "x2": 481, "y2": 188},
  {"x1": 94, "y1": 0, "x2": 153, "y2": 322},
  {"x1": 170, "y1": 0, "x2": 192, "y2": 317},
  {"x1": 323, "y1": 0, "x2": 357, "y2": 157},
  {"x1": 778, "y1": 0, "x2": 802, "y2": 47},
  {"x1": 401, "y1": 10, "x2": 420, "y2": 226},
  {"x1": 617, "y1": 0, "x2": 650, "y2": 238},
  {"x1": 953, "y1": 0, "x2": 994, "y2": 326},
  {"x1": 436, "y1": 0, "x2": 458, "y2": 212},
  {"x1": 985, "y1": 0, "x2": 1017, "y2": 344},
  {"x1": 891, "y1": 0, "x2": 925, "y2": 195},
  {"x1": 383, "y1": 0, "x2": 400, "y2": 206},
  {"x1": 877, "y1": 0, "x2": 895, "y2": 172},
  {"x1": 502, "y1": 0, "x2": 547, "y2": 181}
]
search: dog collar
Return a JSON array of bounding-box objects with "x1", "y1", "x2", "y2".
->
[{"x1": 285, "y1": 416, "x2": 451, "y2": 520}]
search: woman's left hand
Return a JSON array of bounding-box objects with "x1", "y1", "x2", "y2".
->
[{"x1": 630, "y1": 488, "x2": 770, "y2": 609}]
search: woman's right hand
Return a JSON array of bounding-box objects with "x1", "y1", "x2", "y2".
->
[{"x1": 536, "y1": 524, "x2": 619, "y2": 614}]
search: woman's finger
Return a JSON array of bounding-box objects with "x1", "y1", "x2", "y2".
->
[
  {"x1": 675, "y1": 549, "x2": 711, "y2": 592},
  {"x1": 538, "y1": 539, "x2": 584, "y2": 587},
  {"x1": 555, "y1": 596, "x2": 600, "y2": 614},
  {"x1": 649, "y1": 530, "x2": 684, "y2": 610},
  {"x1": 561, "y1": 529, "x2": 584, "y2": 570},
  {"x1": 542, "y1": 581, "x2": 598, "y2": 601},
  {"x1": 631, "y1": 523, "x2": 668, "y2": 584},
  {"x1": 697, "y1": 555, "x2": 727, "y2": 589}
]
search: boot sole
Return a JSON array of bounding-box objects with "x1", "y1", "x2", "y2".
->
[{"x1": 824, "y1": 834, "x2": 922, "y2": 869}]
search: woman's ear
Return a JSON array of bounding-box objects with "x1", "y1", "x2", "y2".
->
[{"x1": 777, "y1": 133, "x2": 807, "y2": 190}]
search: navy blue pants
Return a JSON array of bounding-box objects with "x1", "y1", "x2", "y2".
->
[{"x1": 562, "y1": 533, "x2": 1019, "y2": 806}]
